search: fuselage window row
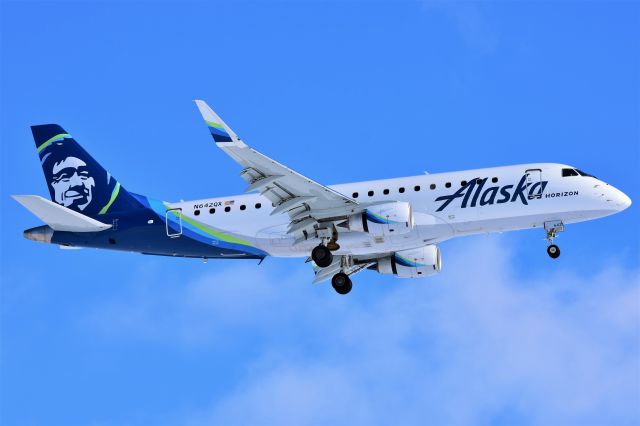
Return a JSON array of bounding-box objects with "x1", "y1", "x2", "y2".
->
[{"x1": 201, "y1": 177, "x2": 503, "y2": 216}]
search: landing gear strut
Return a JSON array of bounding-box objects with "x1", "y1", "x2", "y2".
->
[
  {"x1": 326, "y1": 225, "x2": 340, "y2": 251},
  {"x1": 544, "y1": 221, "x2": 564, "y2": 259},
  {"x1": 311, "y1": 244, "x2": 333, "y2": 268},
  {"x1": 331, "y1": 272, "x2": 352, "y2": 295}
]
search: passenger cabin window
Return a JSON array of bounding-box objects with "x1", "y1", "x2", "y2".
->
[
  {"x1": 352, "y1": 192, "x2": 359, "y2": 198},
  {"x1": 562, "y1": 168, "x2": 579, "y2": 177},
  {"x1": 240, "y1": 205, "x2": 246, "y2": 211},
  {"x1": 461, "y1": 180, "x2": 467, "y2": 186},
  {"x1": 430, "y1": 184, "x2": 436, "y2": 190},
  {"x1": 255, "y1": 203, "x2": 261, "y2": 209},
  {"x1": 492, "y1": 177, "x2": 498, "y2": 183},
  {"x1": 368, "y1": 190, "x2": 374, "y2": 197},
  {"x1": 414, "y1": 185, "x2": 421, "y2": 191},
  {"x1": 399, "y1": 187, "x2": 405, "y2": 193},
  {"x1": 445, "y1": 182, "x2": 451, "y2": 188},
  {"x1": 225, "y1": 206, "x2": 231, "y2": 212},
  {"x1": 194, "y1": 210, "x2": 200, "y2": 216},
  {"x1": 383, "y1": 189, "x2": 389, "y2": 195},
  {"x1": 209, "y1": 208, "x2": 215, "y2": 214}
]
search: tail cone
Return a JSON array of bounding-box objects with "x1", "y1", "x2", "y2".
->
[{"x1": 23, "y1": 225, "x2": 53, "y2": 243}]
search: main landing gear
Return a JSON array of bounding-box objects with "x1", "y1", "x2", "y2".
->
[
  {"x1": 331, "y1": 272, "x2": 352, "y2": 295},
  {"x1": 311, "y1": 226, "x2": 352, "y2": 294},
  {"x1": 311, "y1": 244, "x2": 333, "y2": 267},
  {"x1": 311, "y1": 226, "x2": 341, "y2": 268},
  {"x1": 544, "y1": 221, "x2": 564, "y2": 259}
]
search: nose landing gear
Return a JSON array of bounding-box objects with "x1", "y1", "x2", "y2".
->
[{"x1": 544, "y1": 221, "x2": 564, "y2": 259}]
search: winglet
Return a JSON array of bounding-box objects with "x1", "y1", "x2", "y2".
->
[{"x1": 194, "y1": 100, "x2": 245, "y2": 147}]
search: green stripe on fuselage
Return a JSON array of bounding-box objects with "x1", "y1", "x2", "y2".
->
[{"x1": 166, "y1": 208, "x2": 254, "y2": 247}]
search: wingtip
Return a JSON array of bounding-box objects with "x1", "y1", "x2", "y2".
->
[
  {"x1": 12, "y1": 194, "x2": 45, "y2": 206},
  {"x1": 193, "y1": 99, "x2": 217, "y2": 120},
  {"x1": 12, "y1": 194, "x2": 31, "y2": 202}
]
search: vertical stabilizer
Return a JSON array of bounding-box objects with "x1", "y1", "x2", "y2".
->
[{"x1": 32, "y1": 124, "x2": 141, "y2": 218}]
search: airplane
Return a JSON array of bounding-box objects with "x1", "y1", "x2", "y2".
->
[{"x1": 13, "y1": 100, "x2": 632, "y2": 294}]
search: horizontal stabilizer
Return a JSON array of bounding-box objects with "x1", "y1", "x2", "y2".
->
[{"x1": 13, "y1": 195, "x2": 112, "y2": 232}]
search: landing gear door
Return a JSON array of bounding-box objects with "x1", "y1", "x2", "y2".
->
[
  {"x1": 525, "y1": 169, "x2": 543, "y2": 200},
  {"x1": 165, "y1": 208, "x2": 183, "y2": 238}
]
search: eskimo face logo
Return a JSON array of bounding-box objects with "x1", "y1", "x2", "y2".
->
[
  {"x1": 435, "y1": 175, "x2": 548, "y2": 212},
  {"x1": 50, "y1": 156, "x2": 95, "y2": 211}
]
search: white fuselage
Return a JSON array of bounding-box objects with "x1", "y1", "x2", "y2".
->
[{"x1": 168, "y1": 163, "x2": 631, "y2": 257}]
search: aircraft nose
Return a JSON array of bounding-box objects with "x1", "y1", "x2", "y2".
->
[
  {"x1": 617, "y1": 190, "x2": 632, "y2": 211},
  {"x1": 610, "y1": 186, "x2": 632, "y2": 211}
]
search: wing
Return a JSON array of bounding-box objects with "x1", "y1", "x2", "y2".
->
[{"x1": 194, "y1": 100, "x2": 363, "y2": 240}]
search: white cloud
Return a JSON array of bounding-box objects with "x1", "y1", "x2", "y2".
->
[{"x1": 88, "y1": 237, "x2": 640, "y2": 425}]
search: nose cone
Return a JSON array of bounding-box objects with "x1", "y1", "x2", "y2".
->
[
  {"x1": 610, "y1": 187, "x2": 632, "y2": 212},
  {"x1": 618, "y1": 191, "x2": 632, "y2": 211}
]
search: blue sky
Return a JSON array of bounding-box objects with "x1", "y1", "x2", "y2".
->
[{"x1": 1, "y1": 1, "x2": 639, "y2": 425}]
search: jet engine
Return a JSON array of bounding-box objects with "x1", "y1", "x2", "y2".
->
[
  {"x1": 374, "y1": 245, "x2": 441, "y2": 278},
  {"x1": 347, "y1": 201, "x2": 414, "y2": 237}
]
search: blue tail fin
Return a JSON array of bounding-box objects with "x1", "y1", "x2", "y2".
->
[{"x1": 32, "y1": 124, "x2": 141, "y2": 218}]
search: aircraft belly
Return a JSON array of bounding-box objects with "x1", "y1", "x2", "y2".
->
[
  {"x1": 254, "y1": 221, "x2": 455, "y2": 257},
  {"x1": 445, "y1": 207, "x2": 611, "y2": 236},
  {"x1": 51, "y1": 214, "x2": 266, "y2": 259}
]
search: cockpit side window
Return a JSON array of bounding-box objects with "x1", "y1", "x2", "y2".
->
[
  {"x1": 562, "y1": 168, "x2": 579, "y2": 177},
  {"x1": 576, "y1": 169, "x2": 596, "y2": 178}
]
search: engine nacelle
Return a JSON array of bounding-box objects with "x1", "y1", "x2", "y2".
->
[
  {"x1": 376, "y1": 245, "x2": 442, "y2": 278},
  {"x1": 347, "y1": 202, "x2": 414, "y2": 237}
]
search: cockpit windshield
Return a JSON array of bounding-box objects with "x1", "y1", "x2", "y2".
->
[
  {"x1": 575, "y1": 169, "x2": 596, "y2": 178},
  {"x1": 562, "y1": 168, "x2": 596, "y2": 178}
]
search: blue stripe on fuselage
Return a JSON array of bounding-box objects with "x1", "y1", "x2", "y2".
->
[
  {"x1": 51, "y1": 194, "x2": 266, "y2": 259},
  {"x1": 131, "y1": 194, "x2": 267, "y2": 258}
]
